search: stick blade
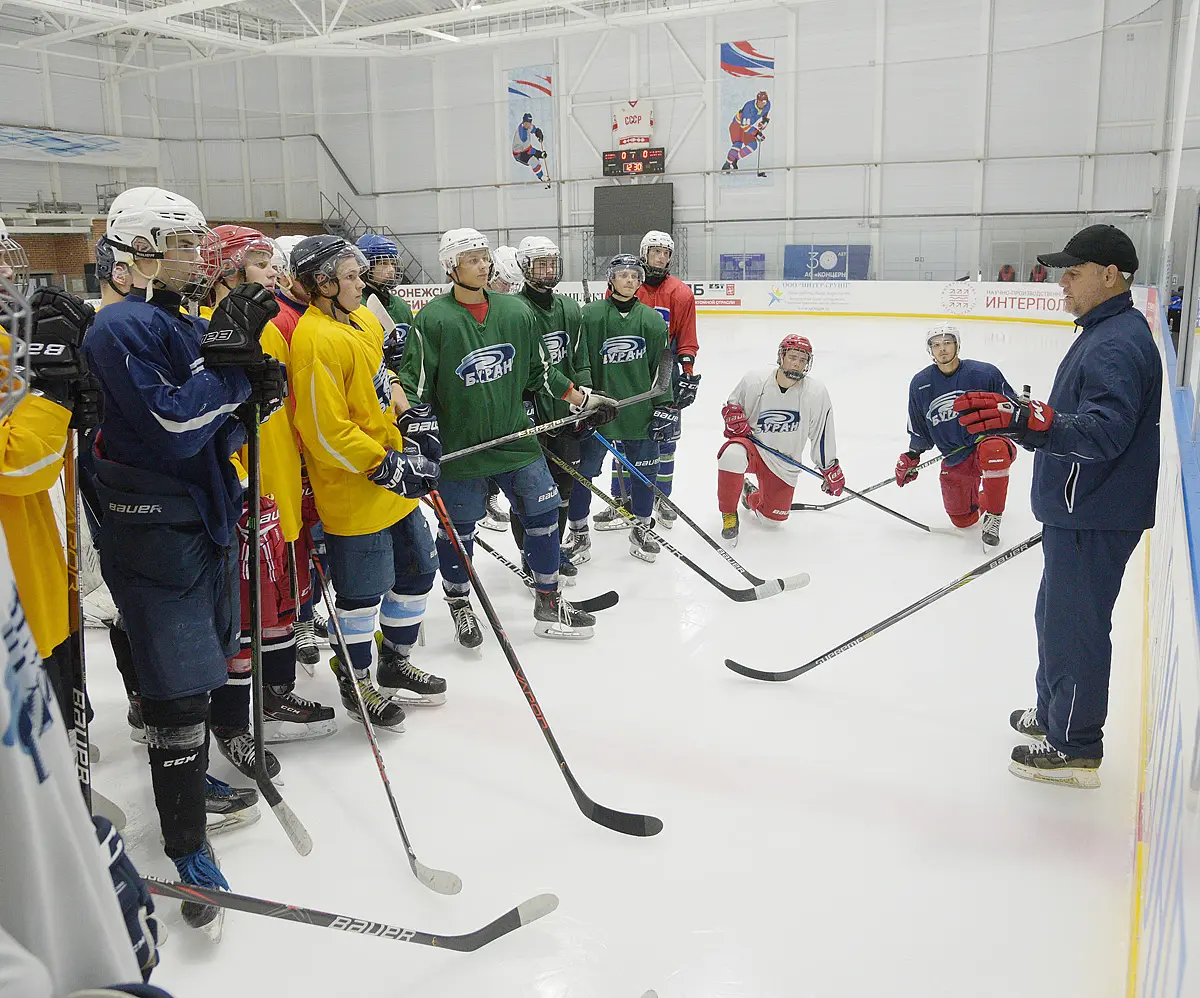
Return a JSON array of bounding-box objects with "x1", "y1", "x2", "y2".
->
[
  {"x1": 270, "y1": 799, "x2": 313, "y2": 856},
  {"x1": 724, "y1": 657, "x2": 796, "y2": 682},
  {"x1": 782, "y1": 573, "x2": 811, "y2": 592},
  {"x1": 517, "y1": 892, "x2": 560, "y2": 925},
  {"x1": 583, "y1": 798, "x2": 664, "y2": 837},
  {"x1": 440, "y1": 893, "x2": 561, "y2": 952},
  {"x1": 414, "y1": 860, "x2": 463, "y2": 896}
]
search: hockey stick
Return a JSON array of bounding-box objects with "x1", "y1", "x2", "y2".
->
[
  {"x1": 311, "y1": 555, "x2": 462, "y2": 894},
  {"x1": 748, "y1": 436, "x2": 933, "y2": 533},
  {"x1": 286, "y1": 541, "x2": 314, "y2": 678},
  {"x1": 246, "y1": 407, "x2": 313, "y2": 857},
  {"x1": 594, "y1": 433, "x2": 809, "y2": 593},
  {"x1": 425, "y1": 490, "x2": 663, "y2": 837},
  {"x1": 725, "y1": 532, "x2": 1043, "y2": 682},
  {"x1": 472, "y1": 534, "x2": 619, "y2": 613},
  {"x1": 789, "y1": 446, "x2": 967, "y2": 511},
  {"x1": 63, "y1": 426, "x2": 91, "y2": 810},
  {"x1": 443, "y1": 347, "x2": 672, "y2": 463},
  {"x1": 144, "y1": 878, "x2": 557, "y2": 952},
  {"x1": 546, "y1": 450, "x2": 808, "y2": 602}
]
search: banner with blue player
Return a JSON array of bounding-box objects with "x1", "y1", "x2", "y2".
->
[
  {"x1": 507, "y1": 65, "x2": 554, "y2": 188},
  {"x1": 718, "y1": 40, "x2": 776, "y2": 180}
]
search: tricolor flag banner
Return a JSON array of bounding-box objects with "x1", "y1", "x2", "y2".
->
[
  {"x1": 717, "y1": 40, "x2": 776, "y2": 182},
  {"x1": 507, "y1": 65, "x2": 554, "y2": 187}
]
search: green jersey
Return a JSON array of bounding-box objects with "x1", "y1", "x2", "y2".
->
[
  {"x1": 400, "y1": 290, "x2": 574, "y2": 480},
  {"x1": 362, "y1": 284, "x2": 414, "y2": 329},
  {"x1": 363, "y1": 284, "x2": 415, "y2": 372},
  {"x1": 578, "y1": 297, "x2": 671, "y2": 441},
  {"x1": 519, "y1": 289, "x2": 586, "y2": 424}
]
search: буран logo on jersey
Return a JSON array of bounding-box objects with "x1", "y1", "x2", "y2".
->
[
  {"x1": 601, "y1": 335, "x2": 646, "y2": 364},
  {"x1": 542, "y1": 330, "x2": 568, "y2": 366},
  {"x1": 756, "y1": 410, "x2": 800, "y2": 432},
  {"x1": 456, "y1": 344, "x2": 516, "y2": 386},
  {"x1": 927, "y1": 390, "x2": 963, "y2": 426}
]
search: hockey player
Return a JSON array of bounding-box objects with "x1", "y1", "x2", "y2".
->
[
  {"x1": 83, "y1": 186, "x2": 280, "y2": 931},
  {"x1": 721, "y1": 90, "x2": 770, "y2": 171},
  {"x1": 512, "y1": 113, "x2": 550, "y2": 184},
  {"x1": 718, "y1": 334, "x2": 842, "y2": 545},
  {"x1": 399, "y1": 227, "x2": 615, "y2": 643},
  {"x1": 269, "y1": 234, "x2": 310, "y2": 341},
  {"x1": 895, "y1": 323, "x2": 1017, "y2": 549},
  {"x1": 635, "y1": 230, "x2": 699, "y2": 527},
  {"x1": 566, "y1": 253, "x2": 673, "y2": 564},
  {"x1": 489, "y1": 245, "x2": 524, "y2": 294},
  {"x1": 358, "y1": 233, "x2": 415, "y2": 371},
  {"x1": 203, "y1": 225, "x2": 336, "y2": 749},
  {"x1": 289, "y1": 235, "x2": 445, "y2": 726}
]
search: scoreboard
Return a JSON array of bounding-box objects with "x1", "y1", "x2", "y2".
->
[{"x1": 602, "y1": 147, "x2": 665, "y2": 177}]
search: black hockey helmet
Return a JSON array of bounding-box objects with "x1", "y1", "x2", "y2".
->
[
  {"x1": 291, "y1": 235, "x2": 367, "y2": 297},
  {"x1": 606, "y1": 252, "x2": 645, "y2": 287}
]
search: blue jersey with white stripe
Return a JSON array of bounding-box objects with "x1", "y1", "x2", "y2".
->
[
  {"x1": 83, "y1": 291, "x2": 250, "y2": 546},
  {"x1": 906, "y1": 358, "x2": 1014, "y2": 466}
]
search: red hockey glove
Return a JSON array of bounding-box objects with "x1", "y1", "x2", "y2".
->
[
  {"x1": 954, "y1": 391, "x2": 1054, "y2": 447},
  {"x1": 821, "y1": 460, "x2": 845, "y2": 496},
  {"x1": 722, "y1": 401, "x2": 751, "y2": 438},
  {"x1": 895, "y1": 451, "x2": 921, "y2": 487},
  {"x1": 236, "y1": 496, "x2": 292, "y2": 627}
]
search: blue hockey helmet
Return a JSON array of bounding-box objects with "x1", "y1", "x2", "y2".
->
[{"x1": 356, "y1": 232, "x2": 399, "y2": 262}]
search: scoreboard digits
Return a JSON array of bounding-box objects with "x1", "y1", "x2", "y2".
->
[{"x1": 602, "y1": 147, "x2": 665, "y2": 177}]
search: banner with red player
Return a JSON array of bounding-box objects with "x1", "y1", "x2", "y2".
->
[{"x1": 717, "y1": 40, "x2": 776, "y2": 182}]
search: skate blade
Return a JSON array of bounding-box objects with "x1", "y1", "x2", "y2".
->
[
  {"x1": 534, "y1": 621, "x2": 594, "y2": 640},
  {"x1": 629, "y1": 548, "x2": 657, "y2": 564},
  {"x1": 206, "y1": 806, "x2": 261, "y2": 836},
  {"x1": 566, "y1": 551, "x2": 592, "y2": 566},
  {"x1": 657, "y1": 518, "x2": 674, "y2": 529},
  {"x1": 1008, "y1": 761, "x2": 1100, "y2": 789},
  {"x1": 593, "y1": 520, "x2": 631, "y2": 531},
  {"x1": 380, "y1": 687, "x2": 447, "y2": 707},
  {"x1": 262, "y1": 718, "x2": 338, "y2": 743},
  {"x1": 129, "y1": 728, "x2": 148, "y2": 745},
  {"x1": 201, "y1": 907, "x2": 225, "y2": 943},
  {"x1": 346, "y1": 708, "x2": 407, "y2": 733},
  {"x1": 453, "y1": 636, "x2": 485, "y2": 655},
  {"x1": 721, "y1": 535, "x2": 739, "y2": 548},
  {"x1": 477, "y1": 516, "x2": 508, "y2": 532},
  {"x1": 296, "y1": 656, "x2": 317, "y2": 678}
]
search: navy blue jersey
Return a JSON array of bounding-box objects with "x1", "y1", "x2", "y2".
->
[
  {"x1": 907, "y1": 359, "x2": 1015, "y2": 466},
  {"x1": 83, "y1": 291, "x2": 250, "y2": 547},
  {"x1": 1031, "y1": 292, "x2": 1161, "y2": 531}
]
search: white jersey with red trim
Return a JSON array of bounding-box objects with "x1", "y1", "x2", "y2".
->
[
  {"x1": 611, "y1": 100, "x2": 654, "y2": 148},
  {"x1": 727, "y1": 367, "x2": 837, "y2": 484}
]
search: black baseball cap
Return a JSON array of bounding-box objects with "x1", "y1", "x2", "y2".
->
[{"x1": 1038, "y1": 224, "x2": 1138, "y2": 273}]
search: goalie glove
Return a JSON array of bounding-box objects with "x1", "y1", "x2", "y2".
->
[{"x1": 953, "y1": 391, "x2": 1054, "y2": 448}]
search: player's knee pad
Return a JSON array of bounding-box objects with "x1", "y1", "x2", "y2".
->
[
  {"x1": 977, "y1": 436, "x2": 1015, "y2": 477},
  {"x1": 522, "y1": 507, "x2": 561, "y2": 534},
  {"x1": 141, "y1": 694, "x2": 208, "y2": 750},
  {"x1": 717, "y1": 442, "x2": 750, "y2": 474}
]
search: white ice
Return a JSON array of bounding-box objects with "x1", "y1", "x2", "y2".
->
[{"x1": 85, "y1": 314, "x2": 1143, "y2": 998}]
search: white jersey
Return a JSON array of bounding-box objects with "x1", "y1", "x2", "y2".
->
[
  {"x1": 728, "y1": 368, "x2": 837, "y2": 484},
  {"x1": 611, "y1": 100, "x2": 654, "y2": 148},
  {"x1": 0, "y1": 524, "x2": 140, "y2": 996}
]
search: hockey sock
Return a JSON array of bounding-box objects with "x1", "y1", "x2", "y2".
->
[
  {"x1": 262, "y1": 626, "x2": 296, "y2": 687},
  {"x1": 567, "y1": 479, "x2": 594, "y2": 522},
  {"x1": 510, "y1": 516, "x2": 526, "y2": 551},
  {"x1": 108, "y1": 622, "x2": 139, "y2": 699},
  {"x1": 568, "y1": 517, "x2": 589, "y2": 535},
  {"x1": 333, "y1": 600, "x2": 379, "y2": 676},
  {"x1": 297, "y1": 595, "x2": 314, "y2": 624},
  {"x1": 629, "y1": 456, "x2": 658, "y2": 518},
  {"x1": 656, "y1": 439, "x2": 677, "y2": 497},
  {"x1": 143, "y1": 695, "x2": 209, "y2": 858},
  {"x1": 521, "y1": 516, "x2": 560, "y2": 595},
  {"x1": 435, "y1": 520, "x2": 476, "y2": 594},
  {"x1": 717, "y1": 469, "x2": 747, "y2": 513},
  {"x1": 380, "y1": 589, "x2": 428, "y2": 657},
  {"x1": 209, "y1": 654, "x2": 250, "y2": 733}
]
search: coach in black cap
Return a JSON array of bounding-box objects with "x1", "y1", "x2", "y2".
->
[{"x1": 953, "y1": 224, "x2": 1161, "y2": 788}]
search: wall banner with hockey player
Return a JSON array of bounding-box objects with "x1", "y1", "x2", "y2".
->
[
  {"x1": 717, "y1": 40, "x2": 776, "y2": 182},
  {"x1": 507, "y1": 65, "x2": 554, "y2": 188}
]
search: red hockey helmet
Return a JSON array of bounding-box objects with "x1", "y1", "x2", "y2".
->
[
  {"x1": 778, "y1": 334, "x2": 812, "y2": 378},
  {"x1": 756, "y1": 90, "x2": 769, "y2": 103},
  {"x1": 204, "y1": 224, "x2": 274, "y2": 280}
]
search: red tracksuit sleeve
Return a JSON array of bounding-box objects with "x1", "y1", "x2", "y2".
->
[{"x1": 671, "y1": 284, "x2": 699, "y2": 368}]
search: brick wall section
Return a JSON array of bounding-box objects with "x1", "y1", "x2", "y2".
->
[{"x1": 17, "y1": 217, "x2": 322, "y2": 290}]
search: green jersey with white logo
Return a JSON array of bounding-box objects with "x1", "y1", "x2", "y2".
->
[
  {"x1": 519, "y1": 290, "x2": 586, "y2": 424},
  {"x1": 578, "y1": 297, "x2": 672, "y2": 441},
  {"x1": 400, "y1": 290, "x2": 573, "y2": 480}
]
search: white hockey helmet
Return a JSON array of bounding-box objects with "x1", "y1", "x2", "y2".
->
[
  {"x1": 489, "y1": 246, "x2": 524, "y2": 293},
  {"x1": 639, "y1": 230, "x2": 674, "y2": 259},
  {"x1": 271, "y1": 235, "x2": 308, "y2": 277},
  {"x1": 516, "y1": 235, "x2": 562, "y2": 291},
  {"x1": 105, "y1": 187, "x2": 218, "y2": 299},
  {"x1": 438, "y1": 227, "x2": 491, "y2": 276},
  {"x1": 926, "y1": 322, "x2": 962, "y2": 356},
  {"x1": 0, "y1": 220, "x2": 30, "y2": 290}
]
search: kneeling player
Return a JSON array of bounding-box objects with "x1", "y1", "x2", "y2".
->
[
  {"x1": 717, "y1": 334, "x2": 841, "y2": 545},
  {"x1": 895, "y1": 324, "x2": 1017, "y2": 548}
]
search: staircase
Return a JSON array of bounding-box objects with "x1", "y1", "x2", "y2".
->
[{"x1": 319, "y1": 191, "x2": 431, "y2": 284}]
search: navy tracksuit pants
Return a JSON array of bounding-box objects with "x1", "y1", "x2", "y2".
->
[{"x1": 1034, "y1": 524, "x2": 1142, "y2": 759}]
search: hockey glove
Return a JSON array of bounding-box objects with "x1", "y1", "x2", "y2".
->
[
  {"x1": 523, "y1": 397, "x2": 537, "y2": 424},
  {"x1": 27, "y1": 287, "x2": 94, "y2": 406},
  {"x1": 93, "y1": 816, "x2": 160, "y2": 981},
  {"x1": 649, "y1": 404, "x2": 681, "y2": 443},
  {"x1": 202, "y1": 283, "x2": 279, "y2": 368},
  {"x1": 398, "y1": 402, "x2": 442, "y2": 463},
  {"x1": 237, "y1": 357, "x2": 286, "y2": 424},
  {"x1": 383, "y1": 322, "x2": 410, "y2": 372},
  {"x1": 69, "y1": 373, "x2": 104, "y2": 430},
  {"x1": 569, "y1": 384, "x2": 619, "y2": 416},
  {"x1": 534, "y1": 127, "x2": 544, "y2": 142},
  {"x1": 676, "y1": 371, "x2": 702, "y2": 409},
  {"x1": 895, "y1": 450, "x2": 921, "y2": 487},
  {"x1": 821, "y1": 460, "x2": 845, "y2": 496},
  {"x1": 369, "y1": 448, "x2": 439, "y2": 499},
  {"x1": 954, "y1": 391, "x2": 1053, "y2": 448},
  {"x1": 722, "y1": 401, "x2": 751, "y2": 438}
]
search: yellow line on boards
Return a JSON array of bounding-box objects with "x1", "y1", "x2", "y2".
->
[{"x1": 1126, "y1": 537, "x2": 1153, "y2": 998}]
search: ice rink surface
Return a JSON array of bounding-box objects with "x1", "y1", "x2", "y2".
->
[{"x1": 86, "y1": 313, "x2": 1144, "y2": 998}]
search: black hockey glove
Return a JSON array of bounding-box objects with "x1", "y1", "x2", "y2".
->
[
  {"x1": 27, "y1": 287, "x2": 94, "y2": 405},
  {"x1": 69, "y1": 373, "x2": 104, "y2": 431},
  {"x1": 201, "y1": 283, "x2": 279, "y2": 368},
  {"x1": 398, "y1": 402, "x2": 441, "y2": 463},
  {"x1": 523, "y1": 397, "x2": 537, "y2": 425},
  {"x1": 534, "y1": 127, "x2": 544, "y2": 142},
  {"x1": 369, "y1": 448, "x2": 439, "y2": 499},
  {"x1": 245, "y1": 356, "x2": 287, "y2": 419},
  {"x1": 676, "y1": 371, "x2": 701, "y2": 409},
  {"x1": 649, "y1": 404, "x2": 681, "y2": 443}
]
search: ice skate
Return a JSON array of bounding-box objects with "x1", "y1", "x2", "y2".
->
[
  {"x1": 172, "y1": 839, "x2": 227, "y2": 939},
  {"x1": 293, "y1": 618, "x2": 321, "y2": 671},
  {"x1": 721, "y1": 511, "x2": 740, "y2": 546},
  {"x1": 1009, "y1": 707, "x2": 1046, "y2": 743},
  {"x1": 263, "y1": 684, "x2": 337, "y2": 742},
  {"x1": 375, "y1": 634, "x2": 447, "y2": 706},
  {"x1": 312, "y1": 611, "x2": 329, "y2": 644},
  {"x1": 721, "y1": 161, "x2": 732, "y2": 172},
  {"x1": 629, "y1": 521, "x2": 660, "y2": 563},
  {"x1": 204, "y1": 774, "x2": 260, "y2": 835},
  {"x1": 593, "y1": 498, "x2": 632, "y2": 531},
  {"x1": 981, "y1": 511, "x2": 1002, "y2": 549},
  {"x1": 479, "y1": 490, "x2": 510, "y2": 532},
  {"x1": 446, "y1": 595, "x2": 484, "y2": 650},
  {"x1": 562, "y1": 529, "x2": 592, "y2": 566},
  {"x1": 1009, "y1": 741, "x2": 1100, "y2": 789},
  {"x1": 655, "y1": 496, "x2": 678, "y2": 528},
  {"x1": 533, "y1": 590, "x2": 595, "y2": 639},
  {"x1": 331, "y1": 655, "x2": 407, "y2": 729},
  {"x1": 214, "y1": 729, "x2": 281, "y2": 782}
]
